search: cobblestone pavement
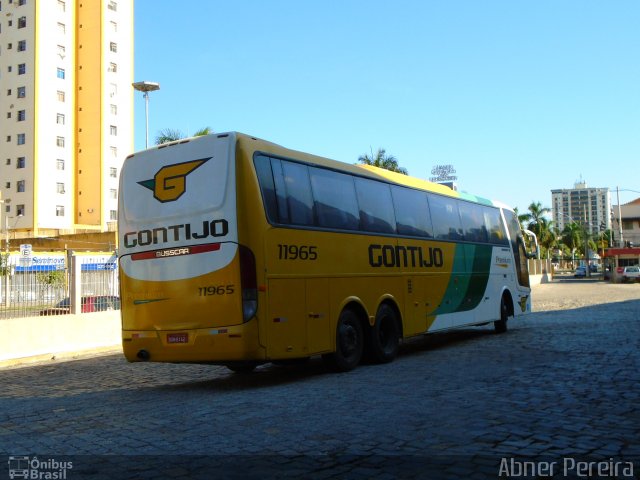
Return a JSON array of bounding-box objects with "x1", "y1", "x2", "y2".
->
[{"x1": 1, "y1": 279, "x2": 639, "y2": 479}]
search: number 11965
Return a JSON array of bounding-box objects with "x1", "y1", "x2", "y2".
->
[{"x1": 278, "y1": 244, "x2": 318, "y2": 261}]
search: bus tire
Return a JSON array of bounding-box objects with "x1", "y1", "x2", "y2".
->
[
  {"x1": 323, "y1": 309, "x2": 363, "y2": 372},
  {"x1": 494, "y1": 295, "x2": 509, "y2": 334},
  {"x1": 368, "y1": 303, "x2": 400, "y2": 363},
  {"x1": 225, "y1": 361, "x2": 259, "y2": 374}
]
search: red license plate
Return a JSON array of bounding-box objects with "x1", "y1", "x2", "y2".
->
[{"x1": 167, "y1": 333, "x2": 188, "y2": 344}]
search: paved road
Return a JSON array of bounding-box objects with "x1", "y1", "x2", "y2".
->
[{"x1": 1, "y1": 280, "x2": 639, "y2": 479}]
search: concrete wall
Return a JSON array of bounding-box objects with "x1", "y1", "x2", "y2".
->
[{"x1": 0, "y1": 311, "x2": 121, "y2": 366}]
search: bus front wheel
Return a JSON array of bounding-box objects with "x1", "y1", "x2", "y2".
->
[
  {"x1": 494, "y1": 295, "x2": 510, "y2": 333},
  {"x1": 323, "y1": 309, "x2": 363, "y2": 372},
  {"x1": 368, "y1": 304, "x2": 400, "y2": 363}
]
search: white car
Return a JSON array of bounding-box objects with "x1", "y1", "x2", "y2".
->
[{"x1": 618, "y1": 266, "x2": 640, "y2": 283}]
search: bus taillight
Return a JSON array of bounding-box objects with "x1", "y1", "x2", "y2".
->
[{"x1": 239, "y1": 245, "x2": 258, "y2": 322}]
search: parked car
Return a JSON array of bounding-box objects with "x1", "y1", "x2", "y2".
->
[
  {"x1": 574, "y1": 266, "x2": 587, "y2": 278},
  {"x1": 39, "y1": 295, "x2": 120, "y2": 316},
  {"x1": 618, "y1": 266, "x2": 640, "y2": 283}
]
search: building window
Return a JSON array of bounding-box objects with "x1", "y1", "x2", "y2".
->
[
  {"x1": 109, "y1": 188, "x2": 117, "y2": 199},
  {"x1": 57, "y1": 90, "x2": 65, "y2": 102},
  {"x1": 17, "y1": 205, "x2": 25, "y2": 216},
  {"x1": 56, "y1": 113, "x2": 65, "y2": 125},
  {"x1": 6, "y1": 112, "x2": 11, "y2": 119},
  {"x1": 17, "y1": 40, "x2": 26, "y2": 51},
  {"x1": 5, "y1": 159, "x2": 10, "y2": 166},
  {"x1": 17, "y1": 157, "x2": 25, "y2": 168},
  {"x1": 17, "y1": 87, "x2": 26, "y2": 98},
  {"x1": 18, "y1": 16, "x2": 26, "y2": 28},
  {"x1": 17, "y1": 110, "x2": 25, "y2": 121},
  {"x1": 110, "y1": 125, "x2": 117, "y2": 136},
  {"x1": 110, "y1": 104, "x2": 117, "y2": 115},
  {"x1": 19, "y1": 0, "x2": 27, "y2": 5},
  {"x1": 56, "y1": 68, "x2": 65, "y2": 79},
  {"x1": 17, "y1": 133, "x2": 25, "y2": 145},
  {"x1": 57, "y1": 0, "x2": 65, "y2": 12},
  {"x1": 110, "y1": 210, "x2": 117, "y2": 221},
  {"x1": 56, "y1": 205, "x2": 65, "y2": 217},
  {"x1": 56, "y1": 183, "x2": 65, "y2": 194},
  {"x1": 110, "y1": 21, "x2": 117, "y2": 33},
  {"x1": 7, "y1": 42, "x2": 12, "y2": 49},
  {"x1": 18, "y1": 63, "x2": 26, "y2": 75},
  {"x1": 57, "y1": 22, "x2": 65, "y2": 34},
  {"x1": 56, "y1": 136, "x2": 65, "y2": 147},
  {"x1": 109, "y1": 42, "x2": 117, "y2": 53},
  {"x1": 108, "y1": 62, "x2": 117, "y2": 73},
  {"x1": 109, "y1": 167, "x2": 117, "y2": 178},
  {"x1": 56, "y1": 159, "x2": 64, "y2": 170},
  {"x1": 57, "y1": 45, "x2": 65, "y2": 58},
  {"x1": 107, "y1": 1, "x2": 117, "y2": 11},
  {"x1": 110, "y1": 146, "x2": 117, "y2": 157},
  {"x1": 109, "y1": 83, "x2": 117, "y2": 97},
  {"x1": 6, "y1": 136, "x2": 10, "y2": 142},
  {"x1": 17, "y1": 180, "x2": 25, "y2": 192},
  {"x1": 5, "y1": 182, "x2": 10, "y2": 189}
]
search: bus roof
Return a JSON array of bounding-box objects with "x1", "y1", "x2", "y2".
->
[{"x1": 135, "y1": 131, "x2": 512, "y2": 211}]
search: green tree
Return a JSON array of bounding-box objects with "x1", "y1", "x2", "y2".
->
[
  {"x1": 357, "y1": 148, "x2": 408, "y2": 175},
  {"x1": 561, "y1": 222, "x2": 584, "y2": 263},
  {"x1": 520, "y1": 202, "x2": 551, "y2": 238},
  {"x1": 155, "y1": 126, "x2": 213, "y2": 145}
]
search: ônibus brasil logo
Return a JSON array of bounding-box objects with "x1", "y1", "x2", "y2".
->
[{"x1": 138, "y1": 158, "x2": 210, "y2": 203}]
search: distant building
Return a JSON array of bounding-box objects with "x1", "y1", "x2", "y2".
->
[
  {"x1": 611, "y1": 198, "x2": 640, "y2": 248},
  {"x1": 0, "y1": 0, "x2": 133, "y2": 238},
  {"x1": 551, "y1": 181, "x2": 611, "y2": 235}
]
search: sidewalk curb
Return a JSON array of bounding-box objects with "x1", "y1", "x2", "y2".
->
[{"x1": 0, "y1": 345, "x2": 122, "y2": 370}]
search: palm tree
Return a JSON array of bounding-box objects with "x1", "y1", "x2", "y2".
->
[
  {"x1": 357, "y1": 148, "x2": 408, "y2": 175},
  {"x1": 562, "y1": 222, "x2": 583, "y2": 266},
  {"x1": 155, "y1": 126, "x2": 214, "y2": 145},
  {"x1": 521, "y1": 202, "x2": 551, "y2": 237}
]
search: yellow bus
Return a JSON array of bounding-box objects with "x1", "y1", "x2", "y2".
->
[{"x1": 118, "y1": 132, "x2": 534, "y2": 372}]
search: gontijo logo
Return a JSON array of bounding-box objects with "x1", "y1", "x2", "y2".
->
[{"x1": 138, "y1": 157, "x2": 210, "y2": 202}]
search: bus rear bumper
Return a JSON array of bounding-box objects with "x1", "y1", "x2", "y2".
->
[{"x1": 122, "y1": 319, "x2": 263, "y2": 364}]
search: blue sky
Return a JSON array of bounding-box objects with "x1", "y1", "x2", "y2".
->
[{"x1": 133, "y1": 1, "x2": 640, "y2": 212}]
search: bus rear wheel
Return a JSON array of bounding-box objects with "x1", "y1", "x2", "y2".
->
[
  {"x1": 368, "y1": 304, "x2": 400, "y2": 363},
  {"x1": 224, "y1": 361, "x2": 259, "y2": 374},
  {"x1": 323, "y1": 309, "x2": 363, "y2": 372},
  {"x1": 494, "y1": 295, "x2": 510, "y2": 333}
]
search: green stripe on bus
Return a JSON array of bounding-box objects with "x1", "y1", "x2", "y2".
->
[{"x1": 432, "y1": 244, "x2": 492, "y2": 315}]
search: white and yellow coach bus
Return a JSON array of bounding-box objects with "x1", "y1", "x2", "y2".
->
[{"x1": 118, "y1": 132, "x2": 534, "y2": 372}]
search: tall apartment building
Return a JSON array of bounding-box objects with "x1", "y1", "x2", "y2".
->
[
  {"x1": 551, "y1": 181, "x2": 611, "y2": 235},
  {"x1": 0, "y1": 0, "x2": 133, "y2": 238}
]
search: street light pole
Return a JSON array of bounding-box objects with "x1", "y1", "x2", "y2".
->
[{"x1": 132, "y1": 81, "x2": 160, "y2": 149}]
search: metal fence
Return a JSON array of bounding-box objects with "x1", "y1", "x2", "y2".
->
[{"x1": 0, "y1": 252, "x2": 119, "y2": 319}]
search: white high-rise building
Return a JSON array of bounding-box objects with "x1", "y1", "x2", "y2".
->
[
  {"x1": 551, "y1": 181, "x2": 611, "y2": 235},
  {"x1": 0, "y1": 0, "x2": 133, "y2": 237}
]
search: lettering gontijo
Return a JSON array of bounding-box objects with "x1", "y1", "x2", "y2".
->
[{"x1": 118, "y1": 132, "x2": 536, "y2": 374}]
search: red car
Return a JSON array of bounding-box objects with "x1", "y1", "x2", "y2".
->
[{"x1": 39, "y1": 296, "x2": 120, "y2": 316}]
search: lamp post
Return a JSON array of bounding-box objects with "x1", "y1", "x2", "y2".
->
[
  {"x1": 0, "y1": 199, "x2": 12, "y2": 305},
  {"x1": 132, "y1": 81, "x2": 160, "y2": 149}
]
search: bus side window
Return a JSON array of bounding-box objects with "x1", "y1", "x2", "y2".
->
[
  {"x1": 391, "y1": 186, "x2": 433, "y2": 238},
  {"x1": 483, "y1": 206, "x2": 509, "y2": 245},
  {"x1": 309, "y1": 167, "x2": 360, "y2": 231},
  {"x1": 281, "y1": 160, "x2": 314, "y2": 226},
  {"x1": 270, "y1": 158, "x2": 290, "y2": 223},
  {"x1": 459, "y1": 202, "x2": 488, "y2": 243},
  {"x1": 428, "y1": 194, "x2": 464, "y2": 241},
  {"x1": 354, "y1": 177, "x2": 396, "y2": 234},
  {"x1": 254, "y1": 155, "x2": 279, "y2": 223}
]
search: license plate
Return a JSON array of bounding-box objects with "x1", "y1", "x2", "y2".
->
[{"x1": 167, "y1": 333, "x2": 188, "y2": 344}]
